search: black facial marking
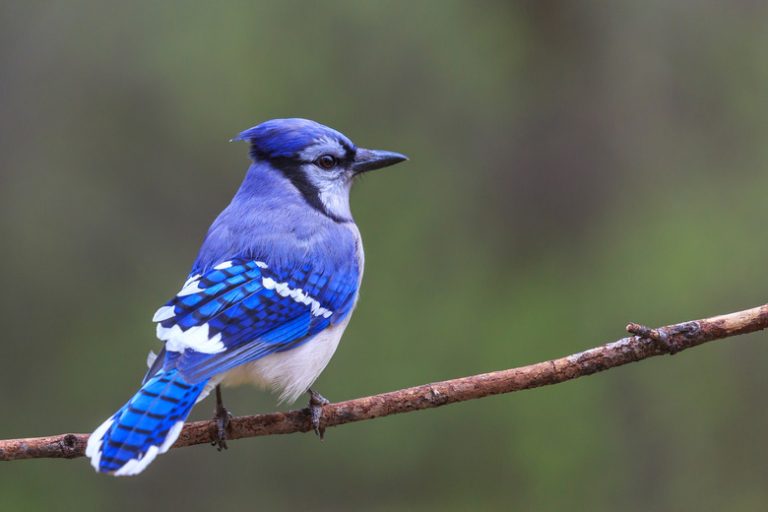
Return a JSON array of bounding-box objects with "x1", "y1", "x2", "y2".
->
[
  {"x1": 340, "y1": 141, "x2": 356, "y2": 162},
  {"x1": 268, "y1": 157, "x2": 350, "y2": 223}
]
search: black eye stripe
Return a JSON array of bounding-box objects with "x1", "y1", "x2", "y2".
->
[{"x1": 270, "y1": 159, "x2": 350, "y2": 223}]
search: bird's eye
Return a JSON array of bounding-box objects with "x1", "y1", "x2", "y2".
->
[{"x1": 315, "y1": 154, "x2": 337, "y2": 170}]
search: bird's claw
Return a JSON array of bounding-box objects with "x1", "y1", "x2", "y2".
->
[
  {"x1": 211, "y1": 385, "x2": 232, "y2": 451},
  {"x1": 308, "y1": 388, "x2": 329, "y2": 439},
  {"x1": 212, "y1": 406, "x2": 232, "y2": 451}
]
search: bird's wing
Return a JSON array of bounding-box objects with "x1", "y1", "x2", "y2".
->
[{"x1": 150, "y1": 258, "x2": 359, "y2": 383}]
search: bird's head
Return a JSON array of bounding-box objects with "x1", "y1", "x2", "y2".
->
[{"x1": 233, "y1": 118, "x2": 407, "y2": 222}]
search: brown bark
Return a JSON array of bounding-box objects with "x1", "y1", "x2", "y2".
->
[{"x1": 1, "y1": 303, "x2": 766, "y2": 463}]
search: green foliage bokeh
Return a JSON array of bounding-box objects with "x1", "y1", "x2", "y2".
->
[{"x1": 0, "y1": 2, "x2": 766, "y2": 510}]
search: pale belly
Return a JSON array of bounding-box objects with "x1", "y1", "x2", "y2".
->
[{"x1": 218, "y1": 315, "x2": 352, "y2": 403}]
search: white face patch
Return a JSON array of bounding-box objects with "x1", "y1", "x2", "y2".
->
[
  {"x1": 317, "y1": 182, "x2": 353, "y2": 220},
  {"x1": 296, "y1": 138, "x2": 356, "y2": 220},
  {"x1": 299, "y1": 167, "x2": 353, "y2": 221}
]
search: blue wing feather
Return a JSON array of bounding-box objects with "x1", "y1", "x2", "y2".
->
[{"x1": 152, "y1": 258, "x2": 359, "y2": 383}]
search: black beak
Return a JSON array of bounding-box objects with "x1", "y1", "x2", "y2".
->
[{"x1": 352, "y1": 148, "x2": 408, "y2": 175}]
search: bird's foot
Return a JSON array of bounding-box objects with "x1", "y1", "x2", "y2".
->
[
  {"x1": 211, "y1": 385, "x2": 232, "y2": 451},
  {"x1": 307, "y1": 388, "x2": 330, "y2": 439},
  {"x1": 212, "y1": 406, "x2": 232, "y2": 451}
]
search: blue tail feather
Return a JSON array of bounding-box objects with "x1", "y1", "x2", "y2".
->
[{"x1": 86, "y1": 369, "x2": 208, "y2": 475}]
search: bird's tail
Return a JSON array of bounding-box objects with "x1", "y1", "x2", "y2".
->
[{"x1": 86, "y1": 369, "x2": 208, "y2": 476}]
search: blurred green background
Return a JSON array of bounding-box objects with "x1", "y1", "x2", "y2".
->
[{"x1": 1, "y1": 1, "x2": 767, "y2": 510}]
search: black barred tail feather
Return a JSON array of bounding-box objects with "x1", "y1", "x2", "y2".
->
[{"x1": 86, "y1": 369, "x2": 207, "y2": 475}]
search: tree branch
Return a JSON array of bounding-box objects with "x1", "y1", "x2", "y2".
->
[{"x1": 2, "y1": 303, "x2": 767, "y2": 463}]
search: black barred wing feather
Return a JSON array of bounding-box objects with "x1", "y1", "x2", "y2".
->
[{"x1": 151, "y1": 258, "x2": 359, "y2": 383}]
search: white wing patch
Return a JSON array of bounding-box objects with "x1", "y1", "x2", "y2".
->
[
  {"x1": 146, "y1": 350, "x2": 158, "y2": 368},
  {"x1": 158, "y1": 323, "x2": 226, "y2": 354},
  {"x1": 177, "y1": 277, "x2": 204, "y2": 297},
  {"x1": 152, "y1": 305, "x2": 175, "y2": 322},
  {"x1": 261, "y1": 277, "x2": 333, "y2": 318}
]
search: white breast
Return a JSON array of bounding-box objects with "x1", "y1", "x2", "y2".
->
[
  {"x1": 218, "y1": 223, "x2": 365, "y2": 404},
  {"x1": 220, "y1": 316, "x2": 351, "y2": 403}
]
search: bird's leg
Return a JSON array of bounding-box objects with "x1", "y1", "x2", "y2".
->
[
  {"x1": 211, "y1": 385, "x2": 232, "y2": 451},
  {"x1": 307, "y1": 388, "x2": 330, "y2": 439}
]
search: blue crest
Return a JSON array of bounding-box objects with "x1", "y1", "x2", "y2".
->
[{"x1": 233, "y1": 118, "x2": 356, "y2": 159}]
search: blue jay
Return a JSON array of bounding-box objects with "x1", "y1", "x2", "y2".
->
[{"x1": 86, "y1": 118, "x2": 407, "y2": 475}]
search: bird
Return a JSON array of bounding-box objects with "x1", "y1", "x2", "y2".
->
[{"x1": 85, "y1": 118, "x2": 407, "y2": 476}]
